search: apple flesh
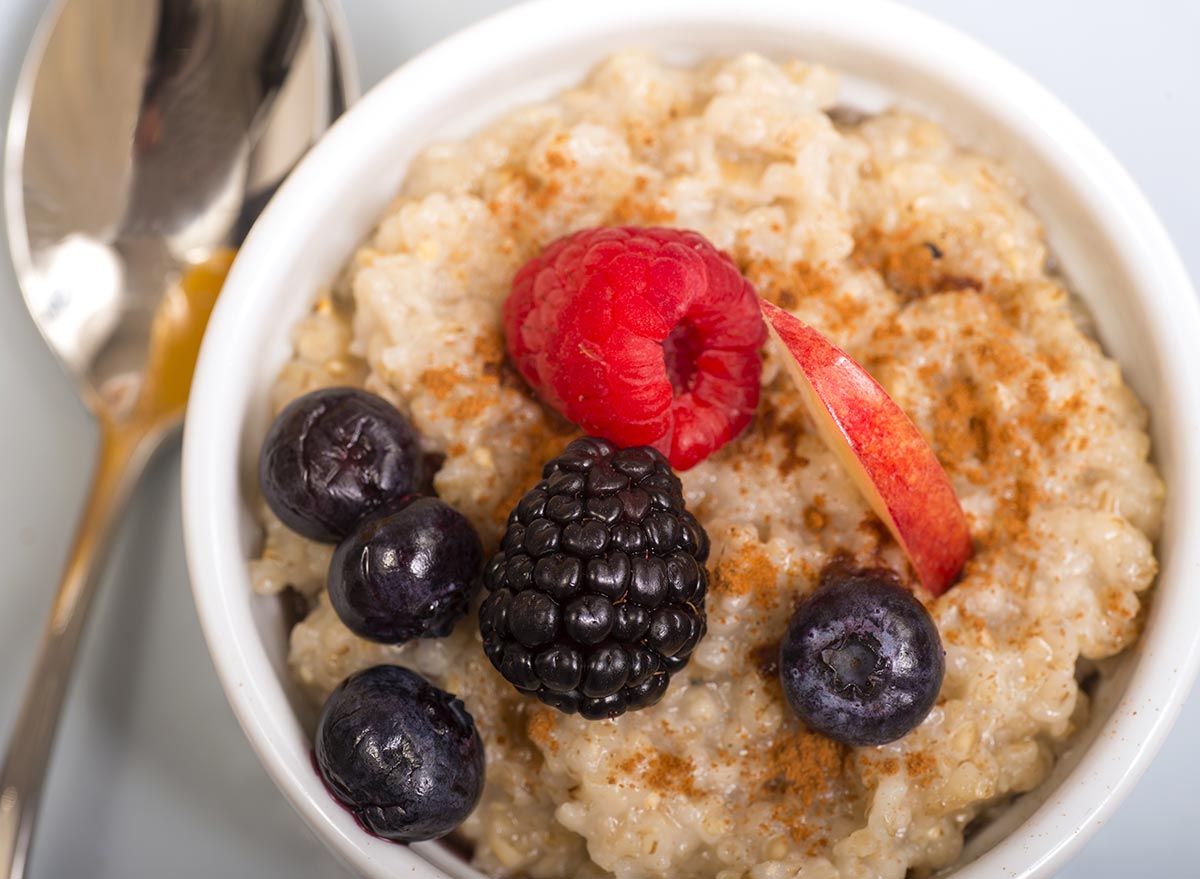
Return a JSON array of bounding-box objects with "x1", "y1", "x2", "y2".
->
[{"x1": 761, "y1": 299, "x2": 971, "y2": 596}]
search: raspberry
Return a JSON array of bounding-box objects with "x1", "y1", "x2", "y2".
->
[
  {"x1": 478, "y1": 437, "x2": 709, "y2": 720},
  {"x1": 504, "y1": 227, "x2": 765, "y2": 469}
]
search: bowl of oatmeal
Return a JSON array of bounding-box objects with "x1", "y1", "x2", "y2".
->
[{"x1": 181, "y1": 1, "x2": 1200, "y2": 878}]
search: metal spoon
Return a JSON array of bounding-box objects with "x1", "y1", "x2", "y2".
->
[{"x1": 0, "y1": 1, "x2": 357, "y2": 875}]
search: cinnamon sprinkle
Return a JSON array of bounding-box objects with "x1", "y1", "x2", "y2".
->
[
  {"x1": 445, "y1": 395, "x2": 490, "y2": 422},
  {"x1": 472, "y1": 332, "x2": 507, "y2": 366},
  {"x1": 642, "y1": 751, "x2": 703, "y2": 798},
  {"x1": 875, "y1": 757, "x2": 901, "y2": 777},
  {"x1": 744, "y1": 259, "x2": 838, "y2": 310},
  {"x1": 610, "y1": 187, "x2": 677, "y2": 226},
  {"x1": 711, "y1": 542, "x2": 779, "y2": 608},
  {"x1": 853, "y1": 225, "x2": 981, "y2": 302},
  {"x1": 802, "y1": 502, "x2": 828, "y2": 533},
  {"x1": 865, "y1": 292, "x2": 1062, "y2": 552},
  {"x1": 748, "y1": 727, "x2": 848, "y2": 843},
  {"x1": 541, "y1": 132, "x2": 575, "y2": 172},
  {"x1": 904, "y1": 751, "x2": 937, "y2": 787},
  {"x1": 743, "y1": 259, "x2": 871, "y2": 340},
  {"x1": 526, "y1": 709, "x2": 560, "y2": 756},
  {"x1": 752, "y1": 393, "x2": 810, "y2": 477}
]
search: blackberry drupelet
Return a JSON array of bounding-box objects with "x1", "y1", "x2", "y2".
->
[{"x1": 479, "y1": 437, "x2": 709, "y2": 720}]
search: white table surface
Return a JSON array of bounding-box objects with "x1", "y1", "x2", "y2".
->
[{"x1": 1, "y1": 1, "x2": 1196, "y2": 877}]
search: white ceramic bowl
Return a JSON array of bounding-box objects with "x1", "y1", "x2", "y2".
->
[{"x1": 181, "y1": 1, "x2": 1200, "y2": 877}]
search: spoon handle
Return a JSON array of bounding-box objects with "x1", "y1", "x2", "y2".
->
[{"x1": 0, "y1": 419, "x2": 159, "y2": 879}]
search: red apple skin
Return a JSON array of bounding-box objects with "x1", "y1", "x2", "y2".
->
[{"x1": 761, "y1": 299, "x2": 972, "y2": 596}]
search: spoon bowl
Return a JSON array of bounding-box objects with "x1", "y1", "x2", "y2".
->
[
  {"x1": 7, "y1": 0, "x2": 355, "y2": 418},
  {"x1": 0, "y1": 2, "x2": 355, "y2": 876}
]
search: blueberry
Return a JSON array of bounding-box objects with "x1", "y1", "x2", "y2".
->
[
  {"x1": 259, "y1": 387, "x2": 423, "y2": 542},
  {"x1": 328, "y1": 497, "x2": 483, "y2": 643},
  {"x1": 314, "y1": 666, "x2": 483, "y2": 843},
  {"x1": 779, "y1": 569, "x2": 944, "y2": 747}
]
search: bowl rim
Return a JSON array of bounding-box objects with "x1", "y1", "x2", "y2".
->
[{"x1": 182, "y1": 0, "x2": 1200, "y2": 877}]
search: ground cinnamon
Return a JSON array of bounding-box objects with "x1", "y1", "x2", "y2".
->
[
  {"x1": 641, "y1": 750, "x2": 703, "y2": 798},
  {"x1": 526, "y1": 708, "x2": 560, "y2": 756},
  {"x1": 904, "y1": 751, "x2": 937, "y2": 788},
  {"x1": 853, "y1": 225, "x2": 981, "y2": 302},
  {"x1": 748, "y1": 726, "x2": 848, "y2": 843},
  {"x1": 711, "y1": 542, "x2": 779, "y2": 608}
]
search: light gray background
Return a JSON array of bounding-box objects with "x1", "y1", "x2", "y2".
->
[{"x1": 1, "y1": 1, "x2": 1196, "y2": 877}]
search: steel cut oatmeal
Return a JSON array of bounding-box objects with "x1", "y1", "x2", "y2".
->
[{"x1": 250, "y1": 52, "x2": 1162, "y2": 879}]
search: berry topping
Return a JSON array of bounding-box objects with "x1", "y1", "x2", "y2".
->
[
  {"x1": 479, "y1": 436, "x2": 709, "y2": 719},
  {"x1": 314, "y1": 666, "x2": 484, "y2": 842},
  {"x1": 504, "y1": 227, "x2": 766, "y2": 470},
  {"x1": 259, "y1": 387, "x2": 423, "y2": 542},
  {"x1": 779, "y1": 566, "x2": 945, "y2": 747},
  {"x1": 328, "y1": 496, "x2": 483, "y2": 643}
]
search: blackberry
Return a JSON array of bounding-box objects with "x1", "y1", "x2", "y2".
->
[{"x1": 479, "y1": 437, "x2": 709, "y2": 720}]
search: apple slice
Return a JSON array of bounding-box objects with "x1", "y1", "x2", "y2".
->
[{"x1": 760, "y1": 299, "x2": 971, "y2": 595}]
